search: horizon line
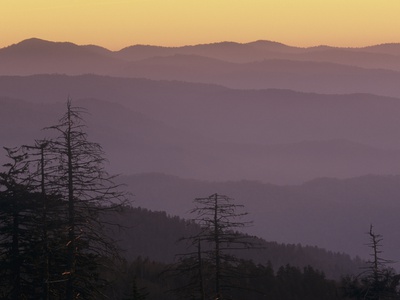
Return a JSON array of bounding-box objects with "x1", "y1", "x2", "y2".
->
[{"x1": 2, "y1": 37, "x2": 400, "y2": 52}]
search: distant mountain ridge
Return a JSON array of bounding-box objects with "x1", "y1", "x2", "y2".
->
[
  {"x1": 0, "y1": 38, "x2": 125, "y2": 75},
  {"x1": 4, "y1": 37, "x2": 399, "y2": 59},
  {"x1": 3, "y1": 84, "x2": 400, "y2": 185},
  {"x1": 2, "y1": 38, "x2": 400, "y2": 97},
  {"x1": 116, "y1": 55, "x2": 400, "y2": 96},
  {"x1": 2, "y1": 74, "x2": 400, "y2": 148}
]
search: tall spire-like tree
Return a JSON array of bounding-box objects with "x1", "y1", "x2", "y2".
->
[
  {"x1": 342, "y1": 225, "x2": 400, "y2": 300},
  {"x1": 45, "y1": 99, "x2": 126, "y2": 299},
  {"x1": 170, "y1": 193, "x2": 254, "y2": 299},
  {"x1": 192, "y1": 193, "x2": 253, "y2": 298}
]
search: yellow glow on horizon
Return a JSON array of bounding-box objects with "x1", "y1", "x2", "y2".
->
[{"x1": 1, "y1": 0, "x2": 400, "y2": 50}]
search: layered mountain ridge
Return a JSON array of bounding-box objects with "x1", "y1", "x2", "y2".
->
[{"x1": 2, "y1": 38, "x2": 400, "y2": 97}]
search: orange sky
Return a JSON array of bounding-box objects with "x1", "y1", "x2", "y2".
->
[{"x1": 2, "y1": 0, "x2": 400, "y2": 50}]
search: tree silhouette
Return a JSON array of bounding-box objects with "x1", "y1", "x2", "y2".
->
[
  {"x1": 45, "y1": 99, "x2": 126, "y2": 299},
  {"x1": 342, "y1": 225, "x2": 400, "y2": 300},
  {"x1": 0, "y1": 147, "x2": 45, "y2": 299},
  {"x1": 20, "y1": 140, "x2": 67, "y2": 299},
  {"x1": 171, "y1": 193, "x2": 254, "y2": 299}
]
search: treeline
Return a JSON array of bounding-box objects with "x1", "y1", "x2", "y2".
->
[{"x1": 106, "y1": 256, "x2": 342, "y2": 300}]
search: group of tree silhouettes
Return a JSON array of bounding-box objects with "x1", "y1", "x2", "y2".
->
[
  {"x1": 2, "y1": 100, "x2": 400, "y2": 299},
  {"x1": 0, "y1": 101, "x2": 125, "y2": 299}
]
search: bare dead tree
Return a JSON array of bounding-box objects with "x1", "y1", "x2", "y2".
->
[
  {"x1": 170, "y1": 193, "x2": 255, "y2": 299},
  {"x1": 362, "y1": 225, "x2": 398, "y2": 300},
  {"x1": 44, "y1": 99, "x2": 127, "y2": 299},
  {"x1": 0, "y1": 100, "x2": 127, "y2": 299},
  {"x1": 342, "y1": 225, "x2": 400, "y2": 300}
]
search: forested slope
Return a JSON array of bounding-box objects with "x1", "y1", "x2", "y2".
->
[{"x1": 104, "y1": 205, "x2": 364, "y2": 280}]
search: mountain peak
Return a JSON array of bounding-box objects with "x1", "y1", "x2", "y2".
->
[
  {"x1": 246, "y1": 39, "x2": 287, "y2": 46},
  {"x1": 2, "y1": 38, "x2": 79, "y2": 53},
  {"x1": 19, "y1": 37, "x2": 71, "y2": 46}
]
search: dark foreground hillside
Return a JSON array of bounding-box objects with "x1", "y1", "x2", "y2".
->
[
  {"x1": 103, "y1": 206, "x2": 364, "y2": 280},
  {"x1": 101, "y1": 206, "x2": 366, "y2": 299}
]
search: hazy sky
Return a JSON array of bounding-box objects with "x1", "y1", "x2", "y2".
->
[{"x1": 2, "y1": 0, "x2": 400, "y2": 49}]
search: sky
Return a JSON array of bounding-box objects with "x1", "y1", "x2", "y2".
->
[{"x1": 2, "y1": 0, "x2": 400, "y2": 50}]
